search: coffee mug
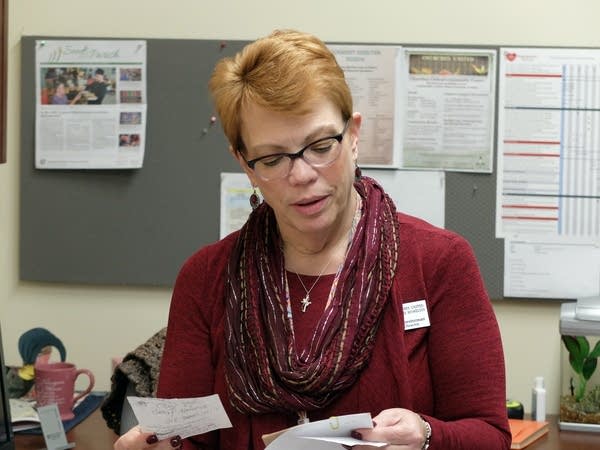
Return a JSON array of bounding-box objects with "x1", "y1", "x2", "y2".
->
[{"x1": 35, "y1": 362, "x2": 95, "y2": 420}]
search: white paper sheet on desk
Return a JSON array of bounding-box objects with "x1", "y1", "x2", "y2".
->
[
  {"x1": 265, "y1": 413, "x2": 387, "y2": 450},
  {"x1": 127, "y1": 395, "x2": 232, "y2": 440}
]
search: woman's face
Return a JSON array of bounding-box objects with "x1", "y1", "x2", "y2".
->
[{"x1": 235, "y1": 98, "x2": 361, "y2": 240}]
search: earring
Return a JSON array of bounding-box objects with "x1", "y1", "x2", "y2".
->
[
  {"x1": 249, "y1": 187, "x2": 261, "y2": 210},
  {"x1": 354, "y1": 163, "x2": 362, "y2": 181}
]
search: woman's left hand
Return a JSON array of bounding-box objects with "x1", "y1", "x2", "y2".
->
[{"x1": 351, "y1": 408, "x2": 428, "y2": 450}]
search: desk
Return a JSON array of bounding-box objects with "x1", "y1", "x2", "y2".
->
[
  {"x1": 526, "y1": 415, "x2": 599, "y2": 450},
  {"x1": 15, "y1": 409, "x2": 117, "y2": 450},
  {"x1": 14, "y1": 412, "x2": 599, "y2": 450}
]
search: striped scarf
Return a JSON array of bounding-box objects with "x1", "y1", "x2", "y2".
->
[{"x1": 225, "y1": 177, "x2": 400, "y2": 414}]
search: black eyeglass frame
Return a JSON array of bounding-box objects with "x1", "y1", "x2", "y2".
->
[{"x1": 240, "y1": 119, "x2": 350, "y2": 173}]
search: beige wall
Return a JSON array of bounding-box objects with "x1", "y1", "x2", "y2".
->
[{"x1": 2, "y1": 0, "x2": 599, "y2": 414}]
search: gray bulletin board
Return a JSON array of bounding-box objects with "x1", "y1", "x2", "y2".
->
[
  {"x1": 20, "y1": 37, "x2": 247, "y2": 286},
  {"x1": 20, "y1": 37, "x2": 505, "y2": 296}
]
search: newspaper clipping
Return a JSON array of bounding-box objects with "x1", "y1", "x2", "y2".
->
[{"x1": 35, "y1": 40, "x2": 147, "y2": 169}]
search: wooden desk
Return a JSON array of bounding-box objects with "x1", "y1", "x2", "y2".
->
[
  {"x1": 14, "y1": 412, "x2": 599, "y2": 450},
  {"x1": 15, "y1": 409, "x2": 117, "y2": 450},
  {"x1": 526, "y1": 415, "x2": 599, "y2": 450}
]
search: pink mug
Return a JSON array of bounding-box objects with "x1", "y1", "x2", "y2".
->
[{"x1": 34, "y1": 362, "x2": 95, "y2": 420}]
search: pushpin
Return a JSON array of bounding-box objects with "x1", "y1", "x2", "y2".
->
[
  {"x1": 210, "y1": 116, "x2": 217, "y2": 125},
  {"x1": 202, "y1": 128, "x2": 208, "y2": 135},
  {"x1": 220, "y1": 41, "x2": 227, "y2": 51}
]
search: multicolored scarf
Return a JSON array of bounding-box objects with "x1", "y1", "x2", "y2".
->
[{"x1": 225, "y1": 177, "x2": 400, "y2": 414}]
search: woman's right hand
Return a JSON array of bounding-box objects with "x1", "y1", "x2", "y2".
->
[{"x1": 114, "y1": 426, "x2": 183, "y2": 450}]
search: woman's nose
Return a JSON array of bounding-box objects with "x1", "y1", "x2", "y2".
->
[{"x1": 287, "y1": 155, "x2": 317, "y2": 183}]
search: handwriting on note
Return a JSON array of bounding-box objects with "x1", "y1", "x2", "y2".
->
[{"x1": 127, "y1": 394, "x2": 232, "y2": 440}]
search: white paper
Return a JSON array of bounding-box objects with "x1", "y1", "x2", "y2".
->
[
  {"x1": 301, "y1": 436, "x2": 387, "y2": 447},
  {"x1": 403, "y1": 299, "x2": 431, "y2": 330},
  {"x1": 496, "y1": 47, "x2": 600, "y2": 240},
  {"x1": 266, "y1": 413, "x2": 386, "y2": 450},
  {"x1": 219, "y1": 170, "x2": 445, "y2": 239},
  {"x1": 329, "y1": 45, "x2": 401, "y2": 168},
  {"x1": 401, "y1": 48, "x2": 497, "y2": 172},
  {"x1": 127, "y1": 395, "x2": 232, "y2": 440},
  {"x1": 504, "y1": 238, "x2": 600, "y2": 298},
  {"x1": 363, "y1": 169, "x2": 445, "y2": 228},
  {"x1": 220, "y1": 172, "x2": 255, "y2": 238},
  {"x1": 35, "y1": 40, "x2": 147, "y2": 169},
  {"x1": 37, "y1": 404, "x2": 74, "y2": 450},
  {"x1": 496, "y1": 47, "x2": 600, "y2": 299},
  {"x1": 9, "y1": 398, "x2": 39, "y2": 423}
]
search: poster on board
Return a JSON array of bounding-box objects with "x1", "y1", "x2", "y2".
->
[
  {"x1": 497, "y1": 47, "x2": 600, "y2": 298},
  {"x1": 400, "y1": 47, "x2": 497, "y2": 173},
  {"x1": 35, "y1": 40, "x2": 147, "y2": 169}
]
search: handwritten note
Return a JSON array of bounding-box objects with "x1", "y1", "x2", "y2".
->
[{"x1": 127, "y1": 395, "x2": 232, "y2": 440}]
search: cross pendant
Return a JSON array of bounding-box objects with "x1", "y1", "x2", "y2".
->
[{"x1": 300, "y1": 295, "x2": 311, "y2": 312}]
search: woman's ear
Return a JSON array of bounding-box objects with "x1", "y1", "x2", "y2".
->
[
  {"x1": 350, "y1": 112, "x2": 362, "y2": 158},
  {"x1": 231, "y1": 145, "x2": 258, "y2": 186},
  {"x1": 230, "y1": 145, "x2": 247, "y2": 169}
]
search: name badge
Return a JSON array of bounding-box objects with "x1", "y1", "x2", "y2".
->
[{"x1": 403, "y1": 299, "x2": 430, "y2": 330}]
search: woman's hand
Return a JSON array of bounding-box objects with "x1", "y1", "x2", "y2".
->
[
  {"x1": 351, "y1": 408, "x2": 429, "y2": 450},
  {"x1": 114, "y1": 426, "x2": 183, "y2": 450}
]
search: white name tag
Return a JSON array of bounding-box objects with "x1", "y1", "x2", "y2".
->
[
  {"x1": 38, "y1": 404, "x2": 75, "y2": 450},
  {"x1": 403, "y1": 300, "x2": 430, "y2": 330}
]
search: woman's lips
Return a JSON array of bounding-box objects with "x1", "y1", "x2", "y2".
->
[{"x1": 292, "y1": 195, "x2": 328, "y2": 215}]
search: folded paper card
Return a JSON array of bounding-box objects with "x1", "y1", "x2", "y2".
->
[{"x1": 263, "y1": 413, "x2": 387, "y2": 450}]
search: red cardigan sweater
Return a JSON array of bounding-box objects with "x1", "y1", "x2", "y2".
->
[{"x1": 157, "y1": 213, "x2": 511, "y2": 450}]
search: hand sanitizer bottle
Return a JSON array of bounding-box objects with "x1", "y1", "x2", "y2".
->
[{"x1": 531, "y1": 376, "x2": 546, "y2": 421}]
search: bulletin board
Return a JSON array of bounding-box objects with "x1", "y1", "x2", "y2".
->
[{"x1": 20, "y1": 37, "x2": 505, "y2": 296}]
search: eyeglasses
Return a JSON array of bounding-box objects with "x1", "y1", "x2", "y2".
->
[{"x1": 241, "y1": 120, "x2": 350, "y2": 181}]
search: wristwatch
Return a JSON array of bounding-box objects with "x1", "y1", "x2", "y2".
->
[{"x1": 420, "y1": 417, "x2": 432, "y2": 450}]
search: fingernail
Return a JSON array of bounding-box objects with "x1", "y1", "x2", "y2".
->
[
  {"x1": 351, "y1": 430, "x2": 362, "y2": 440},
  {"x1": 145, "y1": 434, "x2": 158, "y2": 444},
  {"x1": 170, "y1": 435, "x2": 182, "y2": 448}
]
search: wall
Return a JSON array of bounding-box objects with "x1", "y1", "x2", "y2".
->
[{"x1": 2, "y1": 0, "x2": 599, "y2": 414}]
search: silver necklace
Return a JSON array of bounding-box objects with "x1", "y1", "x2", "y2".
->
[
  {"x1": 295, "y1": 253, "x2": 335, "y2": 312},
  {"x1": 292, "y1": 193, "x2": 363, "y2": 313}
]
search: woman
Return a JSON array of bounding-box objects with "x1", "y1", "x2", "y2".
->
[
  {"x1": 50, "y1": 82, "x2": 69, "y2": 105},
  {"x1": 115, "y1": 30, "x2": 511, "y2": 450}
]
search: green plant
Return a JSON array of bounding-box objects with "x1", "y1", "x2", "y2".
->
[
  {"x1": 581, "y1": 385, "x2": 600, "y2": 413},
  {"x1": 562, "y1": 336, "x2": 600, "y2": 401}
]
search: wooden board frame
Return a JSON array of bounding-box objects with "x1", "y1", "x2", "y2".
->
[{"x1": 0, "y1": 0, "x2": 7, "y2": 163}]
